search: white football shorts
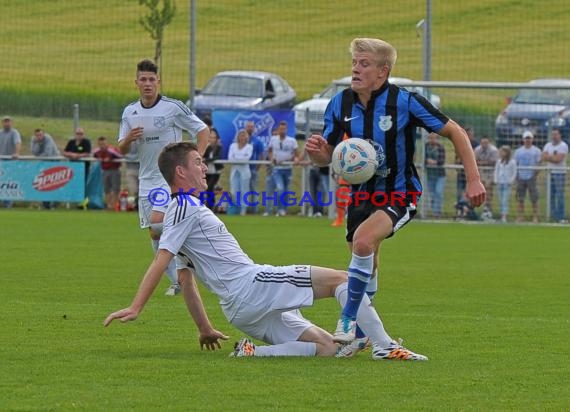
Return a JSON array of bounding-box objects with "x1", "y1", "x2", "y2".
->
[{"x1": 229, "y1": 264, "x2": 315, "y2": 344}]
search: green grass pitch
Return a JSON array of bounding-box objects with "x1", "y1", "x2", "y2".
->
[{"x1": 0, "y1": 210, "x2": 568, "y2": 411}]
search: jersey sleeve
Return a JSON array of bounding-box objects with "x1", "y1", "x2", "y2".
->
[
  {"x1": 408, "y1": 93, "x2": 449, "y2": 134},
  {"x1": 173, "y1": 101, "x2": 208, "y2": 137},
  {"x1": 323, "y1": 94, "x2": 344, "y2": 146},
  {"x1": 159, "y1": 205, "x2": 196, "y2": 256}
]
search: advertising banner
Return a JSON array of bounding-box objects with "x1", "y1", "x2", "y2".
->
[
  {"x1": 0, "y1": 160, "x2": 85, "y2": 202},
  {"x1": 212, "y1": 110, "x2": 295, "y2": 158}
]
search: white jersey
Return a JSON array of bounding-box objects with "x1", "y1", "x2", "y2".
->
[
  {"x1": 118, "y1": 96, "x2": 207, "y2": 195},
  {"x1": 159, "y1": 194, "x2": 259, "y2": 317}
]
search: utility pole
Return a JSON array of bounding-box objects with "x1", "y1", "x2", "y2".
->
[{"x1": 188, "y1": 0, "x2": 197, "y2": 109}]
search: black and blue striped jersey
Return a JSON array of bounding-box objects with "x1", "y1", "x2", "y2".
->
[{"x1": 323, "y1": 81, "x2": 449, "y2": 199}]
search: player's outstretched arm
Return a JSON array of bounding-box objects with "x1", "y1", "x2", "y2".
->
[
  {"x1": 179, "y1": 268, "x2": 229, "y2": 350},
  {"x1": 440, "y1": 120, "x2": 486, "y2": 207},
  {"x1": 195, "y1": 127, "x2": 210, "y2": 156},
  {"x1": 305, "y1": 134, "x2": 333, "y2": 167},
  {"x1": 103, "y1": 250, "x2": 174, "y2": 327}
]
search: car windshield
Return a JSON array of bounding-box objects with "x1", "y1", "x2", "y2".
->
[
  {"x1": 319, "y1": 83, "x2": 350, "y2": 99},
  {"x1": 514, "y1": 88, "x2": 570, "y2": 105},
  {"x1": 201, "y1": 75, "x2": 263, "y2": 98}
]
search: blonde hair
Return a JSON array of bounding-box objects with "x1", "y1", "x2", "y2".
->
[{"x1": 350, "y1": 38, "x2": 397, "y2": 71}]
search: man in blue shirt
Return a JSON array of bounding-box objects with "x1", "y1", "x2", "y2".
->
[{"x1": 306, "y1": 37, "x2": 486, "y2": 359}]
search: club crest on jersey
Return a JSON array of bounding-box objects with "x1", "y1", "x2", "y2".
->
[
  {"x1": 153, "y1": 116, "x2": 166, "y2": 129},
  {"x1": 378, "y1": 115, "x2": 393, "y2": 132},
  {"x1": 369, "y1": 140, "x2": 391, "y2": 178}
]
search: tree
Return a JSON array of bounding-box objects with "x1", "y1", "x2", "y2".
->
[{"x1": 138, "y1": 0, "x2": 177, "y2": 65}]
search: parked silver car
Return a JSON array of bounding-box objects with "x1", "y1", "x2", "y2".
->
[
  {"x1": 294, "y1": 76, "x2": 441, "y2": 137},
  {"x1": 189, "y1": 70, "x2": 296, "y2": 121}
]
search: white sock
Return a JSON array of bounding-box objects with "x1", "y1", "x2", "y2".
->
[
  {"x1": 151, "y1": 239, "x2": 178, "y2": 286},
  {"x1": 254, "y1": 341, "x2": 316, "y2": 357},
  {"x1": 335, "y1": 282, "x2": 392, "y2": 348},
  {"x1": 366, "y1": 271, "x2": 378, "y2": 299}
]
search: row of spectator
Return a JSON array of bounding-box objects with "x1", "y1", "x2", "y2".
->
[
  {"x1": 425, "y1": 126, "x2": 569, "y2": 223},
  {"x1": 0, "y1": 116, "x2": 139, "y2": 210}
]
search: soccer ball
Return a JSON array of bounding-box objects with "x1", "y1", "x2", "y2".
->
[{"x1": 331, "y1": 138, "x2": 378, "y2": 184}]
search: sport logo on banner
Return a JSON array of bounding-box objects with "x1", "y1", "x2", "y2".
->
[
  {"x1": 212, "y1": 110, "x2": 294, "y2": 159},
  {"x1": 32, "y1": 166, "x2": 74, "y2": 192},
  {"x1": 232, "y1": 112, "x2": 275, "y2": 148}
]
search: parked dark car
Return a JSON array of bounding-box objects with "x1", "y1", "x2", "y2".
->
[
  {"x1": 495, "y1": 79, "x2": 570, "y2": 147},
  {"x1": 189, "y1": 70, "x2": 296, "y2": 120}
]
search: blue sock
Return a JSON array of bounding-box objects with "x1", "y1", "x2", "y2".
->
[
  {"x1": 355, "y1": 270, "x2": 378, "y2": 338},
  {"x1": 342, "y1": 253, "x2": 373, "y2": 320}
]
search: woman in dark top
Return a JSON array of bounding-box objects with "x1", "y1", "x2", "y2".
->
[{"x1": 203, "y1": 128, "x2": 224, "y2": 209}]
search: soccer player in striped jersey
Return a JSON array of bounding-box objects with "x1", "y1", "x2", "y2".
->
[
  {"x1": 306, "y1": 38, "x2": 486, "y2": 357},
  {"x1": 104, "y1": 142, "x2": 427, "y2": 360},
  {"x1": 118, "y1": 59, "x2": 209, "y2": 297}
]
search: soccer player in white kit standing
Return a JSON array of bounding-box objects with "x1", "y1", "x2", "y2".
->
[
  {"x1": 118, "y1": 59, "x2": 210, "y2": 296},
  {"x1": 104, "y1": 142, "x2": 427, "y2": 360}
]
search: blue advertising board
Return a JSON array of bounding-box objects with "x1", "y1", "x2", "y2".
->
[
  {"x1": 212, "y1": 110, "x2": 295, "y2": 158},
  {"x1": 0, "y1": 160, "x2": 85, "y2": 202}
]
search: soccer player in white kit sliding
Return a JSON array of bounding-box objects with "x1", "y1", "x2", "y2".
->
[
  {"x1": 104, "y1": 142, "x2": 427, "y2": 360},
  {"x1": 118, "y1": 59, "x2": 210, "y2": 296}
]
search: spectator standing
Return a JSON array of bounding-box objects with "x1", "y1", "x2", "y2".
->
[
  {"x1": 203, "y1": 127, "x2": 224, "y2": 210},
  {"x1": 228, "y1": 129, "x2": 253, "y2": 216},
  {"x1": 31, "y1": 128, "x2": 60, "y2": 158},
  {"x1": 474, "y1": 136, "x2": 499, "y2": 216},
  {"x1": 493, "y1": 145, "x2": 517, "y2": 223},
  {"x1": 246, "y1": 121, "x2": 265, "y2": 214},
  {"x1": 262, "y1": 128, "x2": 278, "y2": 217},
  {"x1": 514, "y1": 131, "x2": 542, "y2": 223},
  {"x1": 424, "y1": 133, "x2": 446, "y2": 218},
  {"x1": 308, "y1": 165, "x2": 330, "y2": 218},
  {"x1": 63, "y1": 127, "x2": 92, "y2": 184},
  {"x1": 93, "y1": 136, "x2": 123, "y2": 210},
  {"x1": 455, "y1": 125, "x2": 479, "y2": 202},
  {"x1": 0, "y1": 116, "x2": 22, "y2": 208},
  {"x1": 31, "y1": 128, "x2": 61, "y2": 210},
  {"x1": 542, "y1": 128, "x2": 568, "y2": 223},
  {"x1": 301, "y1": 148, "x2": 330, "y2": 218},
  {"x1": 267, "y1": 121, "x2": 299, "y2": 216}
]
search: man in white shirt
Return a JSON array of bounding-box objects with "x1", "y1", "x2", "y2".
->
[
  {"x1": 542, "y1": 128, "x2": 569, "y2": 222},
  {"x1": 104, "y1": 141, "x2": 427, "y2": 361},
  {"x1": 266, "y1": 121, "x2": 299, "y2": 216},
  {"x1": 514, "y1": 131, "x2": 542, "y2": 222},
  {"x1": 118, "y1": 59, "x2": 209, "y2": 295}
]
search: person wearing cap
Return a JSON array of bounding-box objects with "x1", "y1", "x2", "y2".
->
[
  {"x1": 542, "y1": 128, "x2": 568, "y2": 223},
  {"x1": 514, "y1": 131, "x2": 542, "y2": 222},
  {"x1": 0, "y1": 116, "x2": 22, "y2": 208}
]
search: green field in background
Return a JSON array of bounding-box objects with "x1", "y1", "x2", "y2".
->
[
  {"x1": 1, "y1": 210, "x2": 568, "y2": 410},
  {"x1": 1, "y1": 0, "x2": 569, "y2": 120}
]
